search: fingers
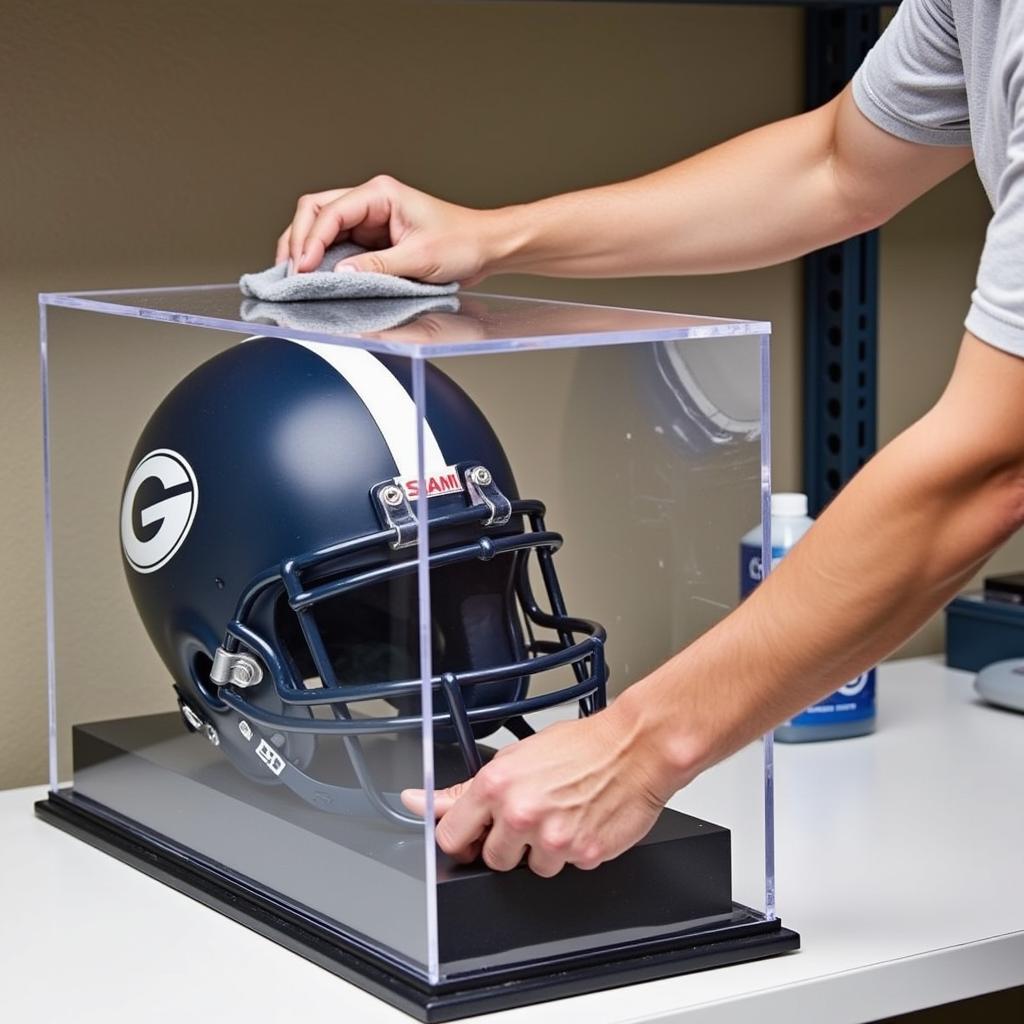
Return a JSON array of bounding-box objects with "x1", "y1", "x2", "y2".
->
[
  {"x1": 287, "y1": 187, "x2": 348, "y2": 271},
  {"x1": 275, "y1": 226, "x2": 291, "y2": 266},
  {"x1": 334, "y1": 247, "x2": 402, "y2": 276},
  {"x1": 402, "y1": 783, "x2": 571, "y2": 877},
  {"x1": 526, "y1": 845, "x2": 567, "y2": 878},
  {"x1": 400, "y1": 781, "x2": 487, "y2": 865},
  {"x1": 480, "y1": 822, "x2": 528, "y2": 873},
  {"x1": 480, "y1": 817, "x2": 568, "y2": 876},
  {"x1": 399, "y1": 788, "x2": 427, "y2": 817},
  {"x1": 288, "y1": 194, "x2": 322, "y2": 270},
  {"x1": 434, "y1": 778, "x2": 494, "y2": 864},
  {"x1": 279, "y1": 175, "x2": 477, "y2": 283},
  {"x1": 400, "y1": 776, "x2": 600, "y2": 877},
  {"x1": 299, "y1": 177, "x2": 398, "y2": 273},
  {"x1": 479, "y1": 818, "x2": 571, "y2": 877},
  {"x1": 399, "y1": 780, "x2": 468, "y2": 818}
]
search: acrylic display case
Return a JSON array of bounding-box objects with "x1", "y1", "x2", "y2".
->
[{"x1": 36, "y1": 285, "x2": 797, "y2": 1020}]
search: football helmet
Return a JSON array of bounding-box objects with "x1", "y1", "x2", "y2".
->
[{"x1": 120, "y1": 335, "x2": 607, "y2": 825}]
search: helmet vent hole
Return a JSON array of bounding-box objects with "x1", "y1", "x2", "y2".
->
[{"x1": 190, "y1": 652, "x2": 216, "y2": 701}]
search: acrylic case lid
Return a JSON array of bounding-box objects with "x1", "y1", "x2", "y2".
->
[{"x1": 40, "y1": 285, "x2": 776, "y2": 997}]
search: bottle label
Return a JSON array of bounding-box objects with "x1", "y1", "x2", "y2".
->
[
  {"x1": 740, "y1": 542, "x2": 784, "y2": 598},
  {"x1": 740, "y1": 540, "x2": 876, "y2": 726},
  {"x1": 785, "y1": 667, "x2": 876, "y2": 725}
]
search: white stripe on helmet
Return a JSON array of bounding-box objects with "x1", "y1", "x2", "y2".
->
[{"x1": 280, "y1": 338, "x2": 448, "y2": 479}]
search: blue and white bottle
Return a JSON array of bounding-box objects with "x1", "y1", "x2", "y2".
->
[{"x1": 740, "y1": 492, "x2": 876, "y2": 742}]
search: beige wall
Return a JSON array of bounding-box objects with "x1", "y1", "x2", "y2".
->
[{"x1": 0, "y1": 0, "x2": 1002, "y2": 790}]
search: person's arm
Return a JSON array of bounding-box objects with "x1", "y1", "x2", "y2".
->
[
  {"x1": 401, "y1": 331, "x2": 1024, "y2": 876},
  {"x1": 626, "y1": 332, "x2": 1024, "y2": 770},
  {"x1": 280, "y1": 85, "x2": 971, "y2": 281}
]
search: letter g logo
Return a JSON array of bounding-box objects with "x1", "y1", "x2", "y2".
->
[{"x1": 120, "y1": 449, "x2": 198, "y2": 573}]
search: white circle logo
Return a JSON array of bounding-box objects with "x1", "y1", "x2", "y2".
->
[
  {"x1": 120, "y1": 449, "x2": 198, "y2": 574},
  {"x1": 838, "y1": 672, "x2": 870, "y2": 697}
]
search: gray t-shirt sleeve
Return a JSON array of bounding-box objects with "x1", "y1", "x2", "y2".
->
[
  {"x1": 852, "y1": 0, "x2": 971, "y2": 147},
  {"x1": 966, "y1": 28, "x2": 1024, "y2": 356},
  {"x1": 853, "y1": 0, "x2": 1024, "y2": 356}
]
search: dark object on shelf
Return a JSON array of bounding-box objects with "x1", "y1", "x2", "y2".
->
[
  {"x1": 34, "y1": 713, "x2": 799, "y2": 1021},
  {"x1": 983, "y1": 571, "x2": 1024, "y2": 605},
  {"x1": 946, "y1": 594, "x2": 1024, "y2": 672}
]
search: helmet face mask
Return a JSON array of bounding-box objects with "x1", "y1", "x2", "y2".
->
[{"x1": 122, "y1": 337, "x2": 607, "y2": 827}]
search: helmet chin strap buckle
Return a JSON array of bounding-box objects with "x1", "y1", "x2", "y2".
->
[
  {"x1": 210, "y1": 647, "x2": 264, "y2": 688},
  {"x1": 464, "y1": 464, "x2": 512, "y2": 526},
  {"x1": 180, "y1": 702, "x2": 205, "y2": 732},
  {"x1": 173, "y1": 684, "x2": 207, "y2": 733}
]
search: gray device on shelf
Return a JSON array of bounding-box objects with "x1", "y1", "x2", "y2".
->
[{"x1": 975, "y1": 658, "x2": 1024, "y2": 713}]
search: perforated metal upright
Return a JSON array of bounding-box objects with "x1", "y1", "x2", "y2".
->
[{"x1": 802, "y1": 5, "x2": 883, "y2": 514}]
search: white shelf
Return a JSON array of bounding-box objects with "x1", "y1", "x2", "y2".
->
[{"x1": 4, "y1": 657, "x2": 1023, "y2": 1023}]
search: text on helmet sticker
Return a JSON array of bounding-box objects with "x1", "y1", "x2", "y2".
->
[
  {"x1": 393, "y1": 465, "x2": 464, "y2": 501},
  {"x1": 120, "y1": 449, "x2": 198, "y2": 574},
  {"x1": 255, "y1": 739, "x2": 286, "y2": 776}
]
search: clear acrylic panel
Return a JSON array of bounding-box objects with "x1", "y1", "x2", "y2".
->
[
  {"x1": 41, "y1": 303, "x2": 437, "y2": 975},
  {"x1": 424, "y1": 336, "x2": 769, "y2": 979},
  {"x1": 41, "y1": 286, "x2": 772, "y2": 991}
]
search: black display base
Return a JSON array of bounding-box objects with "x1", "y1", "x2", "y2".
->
[
  {"x1": 72, "y1": 712, "x2": 739, "y2": 964},
  {"x1": 37, "y1": 790, "x2": 799, "y2": 1021}
]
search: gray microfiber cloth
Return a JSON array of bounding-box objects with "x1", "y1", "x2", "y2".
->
[
  {"x1": 239, "y1": 243, "x2": 459, "y2": 302},
  {"x1": 240, "y1": 295, "x2": 461, "y2": 336}
]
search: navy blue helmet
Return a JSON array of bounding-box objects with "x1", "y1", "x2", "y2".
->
[{"x1": 120, "y1": 336, "x2": 606, "y2": 825}]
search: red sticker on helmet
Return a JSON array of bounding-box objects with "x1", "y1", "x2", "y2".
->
[{"x1": 394, "y1": 465, "x2": 464, "y2": 500}]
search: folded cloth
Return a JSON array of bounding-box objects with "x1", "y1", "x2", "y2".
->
[
  {"x1": 240, "y1": 295, "x2": 461, "y2": 335},
  {"x1": 239, "y1": 243, "x2": 459, "y2": 301}
]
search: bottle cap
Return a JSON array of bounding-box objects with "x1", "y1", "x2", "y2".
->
[{"x1": 771, "y1": 492, "x2": 808, "y2": 518}]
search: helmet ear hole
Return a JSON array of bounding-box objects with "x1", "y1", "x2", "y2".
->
[{"x1": 189, "y1": 651, "x2": 220, "y2": 706}]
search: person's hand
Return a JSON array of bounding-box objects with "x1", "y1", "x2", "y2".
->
[
  {"x1": 400, "y1": 704, "x2": 677, "y2": 877},
  {"x1": 275, "y1": 176, "x2": 505, "y2": 286}
]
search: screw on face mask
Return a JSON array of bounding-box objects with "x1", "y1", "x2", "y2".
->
[{"x1": 380, "y1": 484, "x2": 404, "y2": 507}]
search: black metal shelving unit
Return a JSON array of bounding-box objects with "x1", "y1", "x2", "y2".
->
[{"x1": 802, "y1": 5, "x2": 885, "y2": 514}]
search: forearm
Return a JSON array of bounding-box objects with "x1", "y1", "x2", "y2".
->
[
  {"x1": 285, "y1": 87, "x2": 969, "y2": 286},
  {"x1": 616, "y1": 333, "x2": 1024, "y2": 794},
  {"x1": 483, "y1": 88, "x2": 971, "y2": 281},
  {"x1": 486, "y1": 108, "x2": 851, "y2": 278}
]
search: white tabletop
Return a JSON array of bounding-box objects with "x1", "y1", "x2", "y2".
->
[{"x1": 3, "y1": 657, "x2": 1022, "y2": 1023}]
